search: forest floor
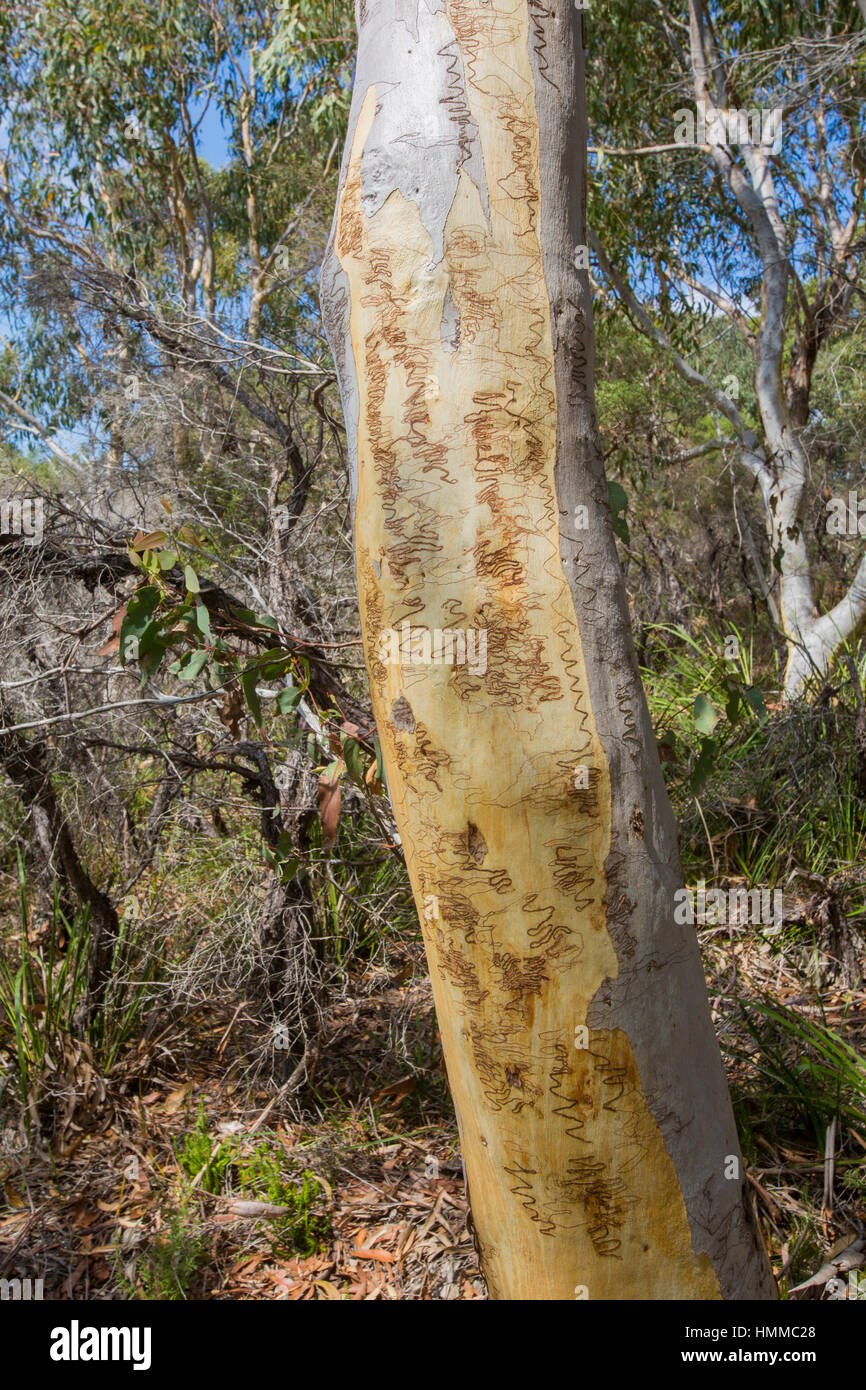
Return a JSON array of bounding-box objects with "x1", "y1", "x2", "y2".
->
[
  {"x1": 0, "y1": 948, "x2": 484, "y2": 1301},
  {"x1": 1, "y1": 917, "x2": 864, "y2": 1300}
]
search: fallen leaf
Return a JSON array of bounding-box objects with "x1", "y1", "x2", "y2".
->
[
  {"x1": 315, "y1": 1280, "x2": 344, "y2": 1299},
  {"x1": 161, "y1": 1083, "x2": 192, "y2": 1115},
  {"x1": 228, "y1": 1199, "x2": 290, "y2": 1218}
]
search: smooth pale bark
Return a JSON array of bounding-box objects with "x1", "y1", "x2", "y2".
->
[
  {"x1": 322, "y1": 0, "x2": 776, "y2": 1301},
  {"x1": 762, "y1": 435, "x2": 866, "y2": 697}
]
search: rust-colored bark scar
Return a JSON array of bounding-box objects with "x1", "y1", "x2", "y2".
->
[{"x1": 334, "y1": 0, "x2": 721, "y2": 1299}]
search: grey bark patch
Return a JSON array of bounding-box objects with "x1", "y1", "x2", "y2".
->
[
  {"x1": 391, "y1": 694, "x2": 416, "y2": 731},
  {"x1": 395, "y1": 0, "x2": 421, "y2": 41},
  {"x1": 440, "y1": 284, "x2": 461, "y2": 352},
  {"x1": 355, "y1": 0, "x2": 489, "y2": 265},
  {"x1": 466, "y1": 821, "x2": 487, "y2": 863},
  {"x1": 319, "y1": 253, "x2": 360, "y2": 505},
  {"x1": 321, "y1": 0, "x2": 489, "y2": 508}
]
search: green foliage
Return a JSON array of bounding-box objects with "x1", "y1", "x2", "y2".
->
[
  {"x1": 235, "y1": 1150, "x2": 331, "y2": 1256},
  {"x1": 175, "y1": 1104, "x2": 331, "y2": 1256},
  {"x1": 607, "y1": 479, "x2": 630, "y2": 544},
  {"x1": 730, "y1": 997, "x2": 866, "y2": 1154},
  {"x1": 120, "y1": 527, "x2": 312, "y2": 727},
  {"x1": 0, "y1": 856, "x2": 161, "y2": 1129},
  {"x1": 123, "y1": 1191, "x2": 208, "y2": 1301},
  {"x1": 0, "y1": 0, "x2": 347, "y2": 446},
  {"x1": 119, "y1": 527, "x2": 391, "y2": 876},
  {"x1": 642, "y1": 622, "x2": 768, "y2": 793},
  {"x1": 254, "y1": 0, "x2": 353, "y2": 140},
  {"x1": 175, "y1": 1099, "x2": 235, "y2": 1194},
  {"x1": 657, "y1": 645, "x2": 866, "y2": 891}
]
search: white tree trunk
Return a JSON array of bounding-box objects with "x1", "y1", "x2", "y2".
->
[
  {"x1": 756, "y1": 417, "x2": 866, "y2": 698},
  {"x1": 687, "y1": 0, "x2": 866, "y2": 699},
  {"x1": 322, "y1": 0, "x2": 776, "y2": 1301}
]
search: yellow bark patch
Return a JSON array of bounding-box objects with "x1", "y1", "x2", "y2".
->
[{"x1": 335, "y1": 0, "x2": 721, "y2": 1299}]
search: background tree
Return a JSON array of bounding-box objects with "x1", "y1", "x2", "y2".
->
[
  {"x1": 588, "y1": 0, "x2": 866, "y2": 695},
  {"x1": 0, "y1": 0, "x2": 370, "y2": 1065}
]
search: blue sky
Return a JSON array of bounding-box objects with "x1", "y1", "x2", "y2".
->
[{"x1": 190, "y1": 97, "x2": 231, "y2": 169}]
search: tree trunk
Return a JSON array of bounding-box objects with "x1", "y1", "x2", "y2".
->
[
  {"x1": 321, "y1": 0, "x2": 776, "y2": 1301},
  {"x1": 0, "y1": 700, "x2": 120, "y2": 1021},
  {"x1": 756, "y1": 423, "x2": 866, "y2": 699}
]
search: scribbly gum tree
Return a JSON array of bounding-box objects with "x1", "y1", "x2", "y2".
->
[{"x1": 322, "y1": 0, "x2": 777, "y2": 1300}]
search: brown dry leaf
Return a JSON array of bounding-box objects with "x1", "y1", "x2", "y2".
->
[
  {"x1": 161, "y1": 1083, "x2": 192, "y2": 1115},
  {"x1": 375, "y1": 1075, "x2": 416, "y2": 1105},
  {"x1": 266, "y1": 1269, "x2": 297, "y2": 1294},
  {"x1": 69, "y1": 1201, "x2": 100, "y2": 1229},
  {"x1": 98, "y1": 604, "x2": 128, "y2": 656},
  {"x1": 315, "y1": 1280, "x2": 344, "y2": 1299},
  {"x1": 65, "y1": 1260, "x2": 89, "y2": 1296},
  {"x1": 364, "y1": 760, "x2": 383, "y2": 793},
  {"x1": 318, "y1": 772, "x2": 342, "y2": 848},
  {"x1": 367, "y1": 1223, "x2": 400, "y2": 1247},
  {"x1": 395, "y1": 1226, "x2": 416, "y2": 1261},
  {"x1": 131, "y1": 529, "x2": 168, "y2": 552},
  {"x1": 656, "y1": 736, "x2": 679, "y2": 764},
  {"x1": 219, "y1": 684, "x2": 244, "y2": 740}
]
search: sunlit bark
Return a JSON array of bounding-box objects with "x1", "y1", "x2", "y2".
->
[{"x1": 322, "y1": 0, "x2": 776, "y2": 1301}]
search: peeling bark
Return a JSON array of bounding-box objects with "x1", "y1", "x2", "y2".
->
[{"x1": 322, "y1": 0, "x2": 776, "y2": 1301}]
